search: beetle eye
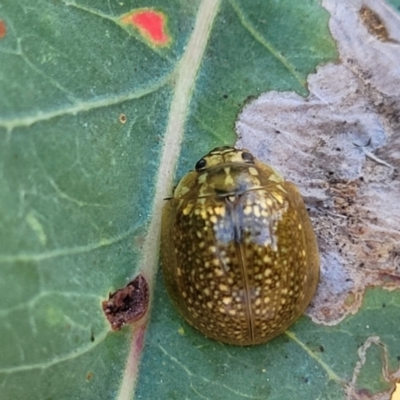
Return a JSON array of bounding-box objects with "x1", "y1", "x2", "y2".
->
[
  {"x1": 195, "y1": 158, "x2": 207, "y2": 171},
  {"x1": 241, "y1": 151, "x2": 254, "y2": 163}
]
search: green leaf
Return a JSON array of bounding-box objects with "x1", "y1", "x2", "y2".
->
[
  {"x1": 138, "y1": 283, "x2": 400, "y2": 399},
  {"x1": 387, "y1": 0, "x2": 400, "y2": 10},
  {"x1": 1, "y1": 0, "x2": 399, "y2": 399},
  {"x1": 0, "y1": 0, "x2": 195, "y2": 398}
]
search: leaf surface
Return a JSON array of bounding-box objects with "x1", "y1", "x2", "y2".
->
[{"x1": 1, "y1": 1, "x2": 399, "y2": 399}]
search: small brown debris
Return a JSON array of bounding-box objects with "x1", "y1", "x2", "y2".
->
[
  {"x1": 359, "y1": 6, "x2": 398, "y2": 43},
  {"x1": 102, "y1": 274, "x2": 149, "y2": 331},
  {"x1": 119, "y1": 113, "x2": 127, "y2": 124},
  {"x1": 86, "y1": 372, "x2": 93, "y2": 381}
]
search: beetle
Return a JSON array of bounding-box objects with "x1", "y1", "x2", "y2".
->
[{"x1": 161, "y1": 146, "x2": 319, "y2": 346}]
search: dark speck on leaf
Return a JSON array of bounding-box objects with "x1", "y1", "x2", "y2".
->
[
  {"x1": 244, "y1": 94, "x2": 256, "y2": 105},
  {"x1": 86, "y1": 372, "x2": 93, "y2": 381}
]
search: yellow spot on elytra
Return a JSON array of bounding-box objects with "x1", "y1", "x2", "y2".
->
[
  {"x1": 228, "y1": 309, "x2": 236, "y2": 316},
  {"x1": 276, "y1": 184, "x2": 287, "y2": 193},
  {"x1": 263, "y1": 256, "x2": 272, "y2": 263},
  {"x1": 222, "y1": 297, "x2": 232, "y2": 305},
  {"x1": 268, "y1": 173, "x2": 282, "y2": 183},
  {"x1": 253, "y1": 205, "x2": 261, "y2": 218},
  {"x1": 271, "y1": 192, "x2": 284, "y2": 204},
  {"x1": 264, "y1": 268, "x2": 272, "y2": 276},
  {"x1": 266, "y1": 198, "x2": 273, "y2": 207},
  {"x1": 176, "y1": 185, "x2": 190, "y2": 196},
  {"x1": 207, "y1": 301, "x2": 213, "y2": 309},
  {"x1": 214, "y1": 206, "x2": 226, "y2": 217},
  {"x1": 249, "y1": 167, "x2": 258, "y2": 176},
  {"x1": 244, "y1": 205, "x2": 252, "y2": 215},
  {"x1": 183, "y1": 204, "x2": 193, "y2": 215},
  {"x1": 264, "y1": 296, "x2": 271, "y2": 304},
  {"x1": 219, "y1": 284, "x2": 229, "y2": 292}
]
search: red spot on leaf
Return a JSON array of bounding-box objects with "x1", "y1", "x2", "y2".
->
[
  {"x1": 0, "y1": 20, "x2": 6, "y2": 39},
  {"x1": 121, "y1": 9, "x2": 170, "y2": 47}
]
